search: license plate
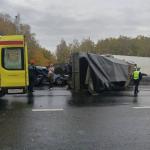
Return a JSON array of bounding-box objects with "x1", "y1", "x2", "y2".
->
[{"x1": 8, "y1": 89, "x2": 23, "y2": 94}]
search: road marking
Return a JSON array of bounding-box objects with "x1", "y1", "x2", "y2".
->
[
  {"x1": 133, "y1": 106, "x2": 150, "y2": 109},
  {"x1": 32, "y1": 108, "x2": 64, "y2": 112},
  {"x1": 121, "y1": 103, "x2": 130, "y2": 105}
]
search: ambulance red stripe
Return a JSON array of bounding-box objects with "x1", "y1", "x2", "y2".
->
[{"x1": 0, "y1": 41, "x2": 23, "y2": 45}]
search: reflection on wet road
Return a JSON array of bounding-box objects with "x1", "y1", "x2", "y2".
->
[{"x1": 0, "y1": 86, "x2": 150, "y2": 150}]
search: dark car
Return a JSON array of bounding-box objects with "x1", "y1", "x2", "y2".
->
[
  {"x1": 53, "y1": 74, "x2": 69, "y2": 86},
  {"x1": 35, "y1": 66, "x2": 49, "y2": 86},
  {"x1": 53, "y1": 63, "x2": 71, "y2": 86}
]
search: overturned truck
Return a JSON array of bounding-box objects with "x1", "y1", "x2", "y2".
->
[{"x1": 72, "y1": 53, "x2": 135, "y2": 94}]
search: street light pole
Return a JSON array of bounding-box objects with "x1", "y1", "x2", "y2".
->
[{"x1": 15, "y1": 14, "x2": 20, "y2": 34}]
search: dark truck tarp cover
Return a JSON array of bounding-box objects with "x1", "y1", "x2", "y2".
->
[{"x1": 79, "y1": 53, "x2": 129, "y2": 91}]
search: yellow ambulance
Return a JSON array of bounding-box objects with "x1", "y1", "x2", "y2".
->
[{"x1": 0, "y1": 35, "x2": 29, "y2": 97}]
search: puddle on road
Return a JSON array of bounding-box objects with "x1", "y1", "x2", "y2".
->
[
  {"x1": 68, "y1": 91, "x2": 136, "y2": 107},
  {"x1": 0, "y1": 88, "x2": 143, "y2": 112}
]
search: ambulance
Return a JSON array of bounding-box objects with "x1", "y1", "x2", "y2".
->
[{"x1": 0, "y1": 35, "x2": 29, "y2": 97}]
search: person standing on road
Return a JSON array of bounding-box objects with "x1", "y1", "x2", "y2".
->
[
  {"x1": 48, "y1": 64, "x2": 54, "y2": 89},
  {"x1": 133, "y1": 67, "x2": 142, "y2": 96},
  {"x1": 28, "y1": 60, "x2": 37, "y2": 93}
]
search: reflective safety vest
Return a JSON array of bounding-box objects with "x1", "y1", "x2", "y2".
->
[{"x1": 133, "y1": 71, "x2": 140, "y2": 80}]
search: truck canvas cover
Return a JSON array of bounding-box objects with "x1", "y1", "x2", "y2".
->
[{"x1": 79, "y1": 53, "x2": 130, "y2": 92}]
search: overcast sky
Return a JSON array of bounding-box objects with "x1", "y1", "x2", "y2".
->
[{"x1": 1, "y1": 0, "x2": 150, "y2": 51}]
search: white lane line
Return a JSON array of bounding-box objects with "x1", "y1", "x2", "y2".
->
[
  {"x1": 133, "y1": 106, "x2": 150, "y2": 109},
  {"x1": 32, "y1": 108, "x2": 64, "y2": 112}
]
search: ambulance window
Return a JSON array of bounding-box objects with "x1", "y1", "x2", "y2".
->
[{"x1": 2, "y1": 48, "x2": 24, "y2": 70}]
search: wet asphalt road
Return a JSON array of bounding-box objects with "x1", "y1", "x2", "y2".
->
[{"x1": 0, "y1": 86, "x2": 150, "y2": 150}]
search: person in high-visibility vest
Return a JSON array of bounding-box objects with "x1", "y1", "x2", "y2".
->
[{"x1": 133, "y1": 67, "x2": 142, "y2": 95}]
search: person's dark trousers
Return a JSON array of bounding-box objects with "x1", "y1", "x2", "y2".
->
[
  {"x1": 48, "y1": 75, "x2": 54, "y2": 89},
  {"x1": 28, "y1": 77, "x2": 34, "y2": 92},
  {"x1": 134, "y1": 79, "x2": 139, "y2": 93},
  {"x1": 48, "y1": 80, "x2": 53, "y2": 89}
]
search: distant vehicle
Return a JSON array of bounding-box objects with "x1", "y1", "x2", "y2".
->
[
  {"x1": 35, "y1": 66, "x2": 49, "y2": 86},
  {"x1": 53, "y1": 63, "x2": 71, "y2": 86},
  {"x1": 34, "y1": 64, "x2": 71, "y2": 87},
  {"x1": 0, "y1": 35, "x2": 29, "y2": 97},
  {"x1": 54, "y1": 63, "x2": 71, "y2": 75},
  {"x1": 53, "y1": 74, "x2": 69, "y2": 86}
]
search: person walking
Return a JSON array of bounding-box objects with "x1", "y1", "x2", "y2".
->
[
  {"x1": 48, "y1": 64, "x2": 54, "y2": 89},
  {"x1": 133, "y1": 67, "x2": 142, "y2": 96}
]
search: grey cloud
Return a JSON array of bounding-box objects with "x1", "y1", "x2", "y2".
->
[{"x1": 1, "y1": 0, "x2": 150, "y2": 50}]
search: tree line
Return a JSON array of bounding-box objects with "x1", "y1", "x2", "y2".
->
[
  {"x1": 0, "y1": 13, "x2": 56, "y2": 66},
  {"x1": 1, "y1": 13, "x2": 150, "y2": 65},
  {"x1": 56, "y1": 36, "x2": 150, "y2": 63}
]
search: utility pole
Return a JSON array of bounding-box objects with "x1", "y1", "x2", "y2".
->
[{"x1": 14, "y1": 14, "x2": 20, "y2": 34}]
